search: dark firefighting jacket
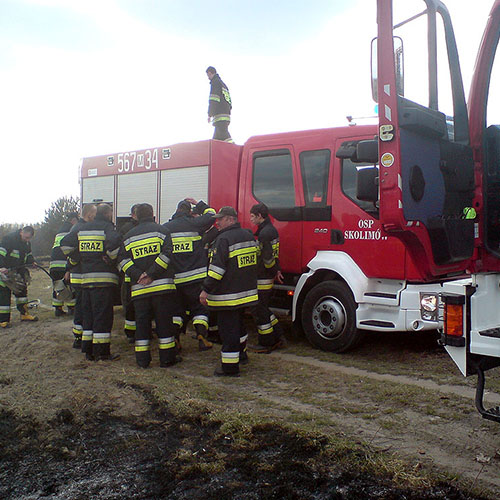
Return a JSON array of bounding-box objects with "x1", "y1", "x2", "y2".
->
[
  {"x1": 119, "y1": 218, "x2": 139, "y2": 284},
  {"x1": 60, "y1": 215, "x2": 120, "y2": 288},
  {"x1": 118, "y1": 217, "x2": 175, "y2": 299},
  {"x1": 255, "y1": 217, "x2": 280, "y2": 291},
  {"x1": 202, "y1": 222, "x2": 258, "y2": 309},
  {"x1": 163, "y1": 201, "x2": 215, "y2": 286},
  {"x1": 65, "y1": 218, "x2": 85, "y2": 288},
  {"x1": 208, "y1": 73, "x2": 232, "y2": 124},
  {"x1": 49, "y1": 221, "x2": 74, "y2": 279},
  {"x1": 0, "y1": 231, "x2": 34, "y2": 286}
]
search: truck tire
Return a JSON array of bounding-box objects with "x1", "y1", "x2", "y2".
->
[{"x1": 301, "y1": 280, "x2": 361, "y2": 353}]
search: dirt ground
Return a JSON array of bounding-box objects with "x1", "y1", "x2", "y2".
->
[{"x1": 1, "y1": 268, "x2": 500, "y2": 499}]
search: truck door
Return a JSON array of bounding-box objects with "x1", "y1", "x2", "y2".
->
[
  {"x1": 240, "y1": 145, "x2": 304, "y2": 274},
  {"x1": 468, "y1": 0, "x2": 500, "y2": 269},
  {"x1": 376, "y1": 0, "x2": 475, "y2": 279},
  {"x1": 463, "y1": 1, "x2": 500, "y2": 365},
  {"x1": 298, "y1": 148, "x2": 333, "y2": 268},
  {"x1": 332, "y1": 138, "x2": 407, "y2": 280}
]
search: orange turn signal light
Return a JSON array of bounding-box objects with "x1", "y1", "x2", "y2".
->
[
  {"x1": 287, "y1": 290, "x2": 294, "y2": 296},
  {"x1": 444, "y1": 303, "x2": 463, "y2": 337}
]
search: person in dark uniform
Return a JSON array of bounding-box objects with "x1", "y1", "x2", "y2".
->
[
  {"x1": 0, "y1": 226, "x2": 38, "y2": 327},
  {"x1": 163, "y1": 198, "x2": 216, "y2": 351},
  {"x1": 49, "y1": 212, "x2": 79, "y2": 317},
  {"x1": 119, "y1": 204, "x2": 140, "y2": 343},
  {"x1": 119, "y1": 203, "x2": 180, "y2": 368},
  {"x1": 200, "y1": 206, "x2": 258, "y2": 376},
  {"x1": 206, "y1": 66, "x2": 233, "y2": 143},
  {"x1": 247, "y1": 203, "x2": 286, "y2": 353},
  {"x1": 61, "y1": 203, "x2": 121, "y2": 361},
  {"x1": 66, "y1": 204, "x2": 97, "y2": 348}
]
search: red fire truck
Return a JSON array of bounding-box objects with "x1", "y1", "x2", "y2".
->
[
  {"x1": 80, "y1": 123, "x2": 447, "y2": 354},
  {"x1": 373, "y1": 0, "x2": 500, "y2": 422},
  {"x1": 79, "y1": 0, "x2": 500, "y2": 420}
]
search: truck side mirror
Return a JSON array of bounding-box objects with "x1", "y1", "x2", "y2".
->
[
  {"x1": 357, "y1": 167, "x2": 379, "y2": 203},
  {"x1": 355, "y1": 140, "x2": 378, "y2": 164}
]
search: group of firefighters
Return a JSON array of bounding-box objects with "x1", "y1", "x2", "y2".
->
[
  {"x1": 36, "y1": 199, "x2": 284, "y2": 377},
  {"x1": 0, "y1": 67, "x2": 275, "y2": 376}
]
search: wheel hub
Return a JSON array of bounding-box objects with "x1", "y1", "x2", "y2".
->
[{"x1": 312, "y1": 297, "x2": 345, "y2": 340}]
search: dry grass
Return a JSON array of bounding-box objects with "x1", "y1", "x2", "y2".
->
[{"x1": 1, "y1": 270, "x2": 499, "y2": 498}]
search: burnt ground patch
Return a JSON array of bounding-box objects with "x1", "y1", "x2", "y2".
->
[{"x1": 0, "y1": 403, "x2": 489, "y2": 500}]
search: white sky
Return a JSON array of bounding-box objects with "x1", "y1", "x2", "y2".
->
[{"x1": 0, "y1": 0, "x2": 495, "y2": 223}]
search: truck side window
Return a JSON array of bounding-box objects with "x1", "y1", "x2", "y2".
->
[
  {"x1": 341, "y1": 159, "x2": 379, "y2": 217},
  {"x1": 300, "y1": 150, "x2": 330, "y2": 207},
  {"x1": 253, "y1": 150, "x2": 295, "y2": 208}
]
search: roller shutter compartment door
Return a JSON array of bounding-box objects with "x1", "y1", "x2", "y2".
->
[
  {"x1": 82, "y1": 176, "x2": 114, "y2": 204},
  {"x1": 117, "y1": 172, "x2": 158, "y2": 218},
  {"x1": 159, "y1": 166, "x2": 209, "y2": 223}
]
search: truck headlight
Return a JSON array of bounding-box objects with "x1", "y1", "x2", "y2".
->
[{"x1": 420, "y1": 293, "x2": 438, "y2": 321}]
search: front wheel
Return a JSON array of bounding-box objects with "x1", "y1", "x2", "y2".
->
[{"x1": 301, "y1": 280, "x2": 361, "y2": 353}]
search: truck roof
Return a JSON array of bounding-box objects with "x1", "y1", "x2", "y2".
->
[
  {"x1": 245, "y1": 124, "x2": 377, "y2": 147},
  {"x1": 80, "y1": 124, "x2": 378, "y2": 179}
]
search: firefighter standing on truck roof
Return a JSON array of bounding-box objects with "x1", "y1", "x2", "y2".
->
[
  {"x1": 119, "y1": 203, "x2": 181, "y2": 368},
  {"x1": 49, "y1": 212, "x2": 79, "y2": 317},
  {"x1": 66, "y1": 204, "x2": 97, "y2": 349},
  {"x1": 119, "y1": 204, "x2": 140, "y2": 344},
  {"x1": 200, "y1": 206, "x2": 258, "y2": 377},
  {"x1": 248, "y1": 202, "x2": 286, "y2": 353},
  {"x1": 163, "y1": 198, "x2": 216, "y2": 352},
  {"x1": 206, "y1": 66, "x2": 234, "y2": 143},
  {"x1": 0, "y1": 226, "x2": 38, "y2": 328},
  {"x1": 60, "y1": 203, "x2": 121, "y2": 361}
]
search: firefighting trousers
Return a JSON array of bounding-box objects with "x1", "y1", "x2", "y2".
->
[
  {"x1": 250, "y1": 289, "x2": 281, "y2": 346},
  {"x1": 0, "y1": 284, "x2": 28, "y2": 323},
  {"x1": 212, "y1": 121, "x2": 232, "y2": 142},
  {"x1": 122, "y1": 282, "x2": 136, "y2": 340},
  {"x1": 217, "y1": 309, "x2": 248, "y2": 374},
  {"x1": 72, "y1": 288, "x2": 83, "y2": 341},
  {"x1": 133, "y1": 293, "x2": 177, "y2": 368},
  {"x1": 173, "y1": 283, "x2": 209, "y2": 336},
  {"x1": 81, "y1": 287, "x2": 115, "y2": 357},
  {"x1": 207, "y1": 311, "x2": 220, "y2": 343}
]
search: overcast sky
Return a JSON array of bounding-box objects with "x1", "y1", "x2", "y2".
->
[{"x1": 0, "y1": 0, "x2": 495, "y2": 224}]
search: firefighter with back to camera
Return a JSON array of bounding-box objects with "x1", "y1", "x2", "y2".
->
[
  {"x1": 119, "y1": 203, "x2": 181, "y2": 368},
  {"x1": 119, "y1": 204, "x2": 140, "y2": 344},
  {"x1": 200, "y1": 206, "x2": 258, "y2": 377},
  {"x1": 247, "y1": 202, "x2": 286, "y2": 353},
  {"x1": 65, "y1": 204, "x2": 97, "y2": 349},
  {"x1": 163, "y1": 197, "x2": 216, "y2": 352},
  {"x1": 49, "y1": 212, "x2": 79, "y2": 317},
  {"x1": 60, "y1": 203, "x2": 121, "y2": 361},
  {"x1": 0, "y1": 226, "x2": 38, "y2": 327}
]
